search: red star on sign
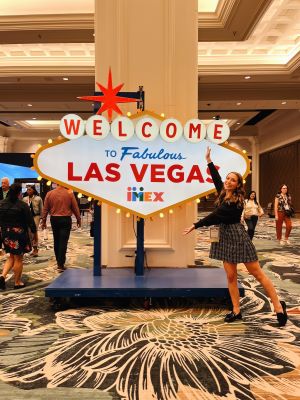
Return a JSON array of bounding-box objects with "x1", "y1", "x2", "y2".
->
[{"x1": 77, "y1": 68, "x2": 138, "y2": 121}]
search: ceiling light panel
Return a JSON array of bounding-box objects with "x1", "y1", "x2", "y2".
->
[{"x1": 198, "y1": 0, "x2": 300, "y2": 68}]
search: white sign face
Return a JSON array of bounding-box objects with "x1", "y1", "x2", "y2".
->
[
  {"x1": 35, "y1": 116, "x2": 249, "y2": 217},
  {"x1": 206, "y1": 120, "x2": 230, "y2": 144},
  {"x1": 60, "y1": 114, "x2": 85, "y2": 140}
]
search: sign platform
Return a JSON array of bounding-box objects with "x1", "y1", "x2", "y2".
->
[{"x1": 45, "y1": 267, "x2": 245, "y2": 298}]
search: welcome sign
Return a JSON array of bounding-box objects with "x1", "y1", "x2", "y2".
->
[{"x1": 34, "y1": 111, "x2": 250, "y2": 217}]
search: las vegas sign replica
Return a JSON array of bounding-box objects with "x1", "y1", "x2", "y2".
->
[{"x1": 34, "y1": 70, "x2": 249, "y2": 218}]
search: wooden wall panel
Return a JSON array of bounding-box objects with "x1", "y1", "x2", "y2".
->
[{"x1": 260, "y1": 141, "x2": 299, "y2": 212}]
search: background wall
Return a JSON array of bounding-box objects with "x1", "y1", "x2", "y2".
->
[{"x1": 260, "y1": 140, "x2": 300, "y2": 211}]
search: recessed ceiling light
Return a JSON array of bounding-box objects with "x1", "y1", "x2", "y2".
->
[
  {"x1": 281, "y1": 101, "x2": 287, "y2": 105},
  {"x1": 32, "y1": 117, "x2": 36, "y2": 120},
  {"x1": 13, "y1": 123, "x2": 17, "y2": 126},
  {"x1": 237, "y1": 122, "x2": 241, "y2": 125},
  {"x1": 236, "y1": 102, "x2": 242, "y2": 106},
  {"x1": 93, "y1": 33, "x2": 95, "y2": 37},
  {"x1": 244, "y1": 76, "x2": 251, "y2": 80},
  {"x1": 63, "y1": 77, "x2": 69, "y2": 81},
  {"x1": 27, "y1": 103, "x2": 32, "y2": 107}
]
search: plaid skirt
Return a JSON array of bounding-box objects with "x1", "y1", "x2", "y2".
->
[{"x1": 210, "y1": 223, "x2": 258, "y2": 264}]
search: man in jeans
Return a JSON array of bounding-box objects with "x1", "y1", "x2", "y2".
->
[{"x1": 41, "y1": 184, "x2": 81, "y2": 272}]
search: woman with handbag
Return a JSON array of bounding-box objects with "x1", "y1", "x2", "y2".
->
[
  {"x1": 183, "y1": 147, "x2": 288, "y2": 326},
  {"x1": 274, "y1": 184, "x2": 293, "y2": 245},
  {"x1": 241, "y1": 191, "x2": 264, "y2": 240}
]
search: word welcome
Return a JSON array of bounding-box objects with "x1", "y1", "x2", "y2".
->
[{"x1": 60, "y1": 114, "x2": 230, "y2": 144}]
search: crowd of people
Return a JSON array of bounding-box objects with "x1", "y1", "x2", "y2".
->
[{"x1": 0, "y1": 166, "x2": 295, "y2": 326}]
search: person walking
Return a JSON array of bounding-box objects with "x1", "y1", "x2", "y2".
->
[
  {"x1": 274, "y1": 184, "x2": 293, "y2": 245},
  {"x1": 241, "y1": 191, "x2": 264, "y2": 240},
  {"x1": 0, "y1": 177, "x2": 10, "y2": 256},
  {"x1": 183, "y1": 147, "x2": 287, "y2": 326},
  {"x1": 41, "y1": 184, "x2": 81, "y2": 272},
  {"x1": 23, "y1": 185, "x2": 43, "y2": 256},
  {"x1": 0, "y1": 183, "x2": 37, "y2": 290},
  {"x1": 0, "y1": 177, "x2": 10, "y2": 200}
]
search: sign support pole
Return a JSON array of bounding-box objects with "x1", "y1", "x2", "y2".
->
[
  {"x1": 135, "y1": 218, "x2": 145, "y2": 276},
  {"x1": 93, "y1": 203, "x2": 102, "y2": 276},
  {"x1": 93, "y1": 87, "x2": 145, "y2": 277}
]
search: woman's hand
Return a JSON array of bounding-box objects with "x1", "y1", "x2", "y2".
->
[
  {"x1": 183, "y1": 225, "x2": 195, "y2": 235},
  {"x1": 205, "y1": 147, "x2": 212, "y2": 164}
]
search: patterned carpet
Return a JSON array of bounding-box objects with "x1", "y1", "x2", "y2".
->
[{"x1": 0, "y1": 216, "x2": 300, "y2": 400}]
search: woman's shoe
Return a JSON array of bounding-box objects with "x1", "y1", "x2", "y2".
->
[
  {"x1": 277, "y1": 301, "x2": 288, "y2": 327},
  {"x1": 0, "y1": 276, "x2": 6, "y2": 290},
  {"x1": 14, "y1": 283, "x2": 26, "y2": 290},
  {"x1": 31, "y1": 248, "x2": 38, "y2": 257},
  {"x1": 224, "y1": 311, "x2": 242, "y2": 323}
]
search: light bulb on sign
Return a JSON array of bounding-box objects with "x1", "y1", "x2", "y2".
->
[
  {"x1": 77, "y1": 193, "x2": 82, "y2": 198},
  {"x1": 116, "y1": 208, "x2": 121, "y2": 214},
  {"x1": 37, "y1": 176, "x2": 42, "y2": 181},
  {"x1": 159, "y1": 212, "x2": 164, "y2": 218},
  {"x1": 196, "y1": 198, "x2": 200, "y2": 204},
  {"x1": 169, "y1": 209, "x2": 174, "y2": 214},
  {"x1": 126, "y1": 212, "x2": 131, "y2": 218},
  {"x1": 48, "y1": 139, "x2": 53, "y2": 144},
  {"x1": 87, "y1": 197, "x2": 92, "y2": 201},
  {"x1": 46, "y1": 181, "x2": 51, "y2": 186}
]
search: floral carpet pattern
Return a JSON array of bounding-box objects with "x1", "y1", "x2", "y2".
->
[{"x1": 0, "y1": 216, "x2": 300, "y2": 400}]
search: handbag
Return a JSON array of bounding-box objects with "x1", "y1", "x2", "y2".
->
[
  {"x1": 209, "y1": 226, "x2": 220, "y2": 242},
  {"x1": 284, "y1": 207, "x2": 294, "y2": 217}
]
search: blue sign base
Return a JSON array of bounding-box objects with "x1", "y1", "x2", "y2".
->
[{"x1": 45, "y1": 267, "x2": 244, "y2": 298}]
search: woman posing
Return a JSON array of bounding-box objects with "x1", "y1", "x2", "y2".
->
[
  {"x1": 241, "y1": 191, "x2": 264, "y2": 240},
  {"x1": 274, "y1": 184, "x2": 293, "y2": 245},
  {"x1": 23, "y1": 185, "x2": 43, "y2": 256},
  {"x1": 0, "y1": 183, "x2": 37, "y2": 290},
  {"x1": 183, "y1": 147, "x2": 287, "y2": 326}
]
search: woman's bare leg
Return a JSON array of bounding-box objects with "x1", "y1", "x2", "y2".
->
[
  {"x1": 1, "y1": 254, "x2": 14, "y2": 278},
  {"x1": 13, "y1": 255, "x2": 24, "y2": 286},
  {"x1": 223, "y1": 262, "x2": 240, "y2": 314},
  {"x1": 245, "y1": 261, "x2": 283, "y2": 313}
]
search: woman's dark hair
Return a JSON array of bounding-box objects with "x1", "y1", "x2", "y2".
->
[
  {"x1": 7, "y1": 183, "x2": 22, "y2": 203},
  {"x1": 216, "y1": 171, "x2": 245, "y2": 207},
  {"x1": 27, "y1": 185, "x2": 39, "y2": 196},
  {"x1": 247, "y1": 190, "x2": 258, "y2": 204},
  {"x1": 278, "y1": 184, "x2": 290, "y2": 196}
]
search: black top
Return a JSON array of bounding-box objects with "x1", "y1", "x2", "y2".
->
[
  {"x1": 194, "y1": 162, "x2": 243, "y2": 228},
  {"x1": 0, "y1": 198, "x2": 37, "y2": 233}
]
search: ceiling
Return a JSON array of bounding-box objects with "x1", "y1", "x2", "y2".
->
[{"x1": 0, "y1": 0, "x2": 299, "y2": 141}]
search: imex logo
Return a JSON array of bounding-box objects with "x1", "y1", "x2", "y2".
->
[{"x1": 127, "y1": 187, "x2": 164, "y2": 202}]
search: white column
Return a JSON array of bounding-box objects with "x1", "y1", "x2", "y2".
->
[
  {"x1": 95, "y1": 0, "x2": 198, "y2": 267},
  {"x1": 0, "y1": 136, "x2": 11, "y2": 152},
  {"x1": 251, "y1": 137, "x2": 260, "y2": 197}
]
